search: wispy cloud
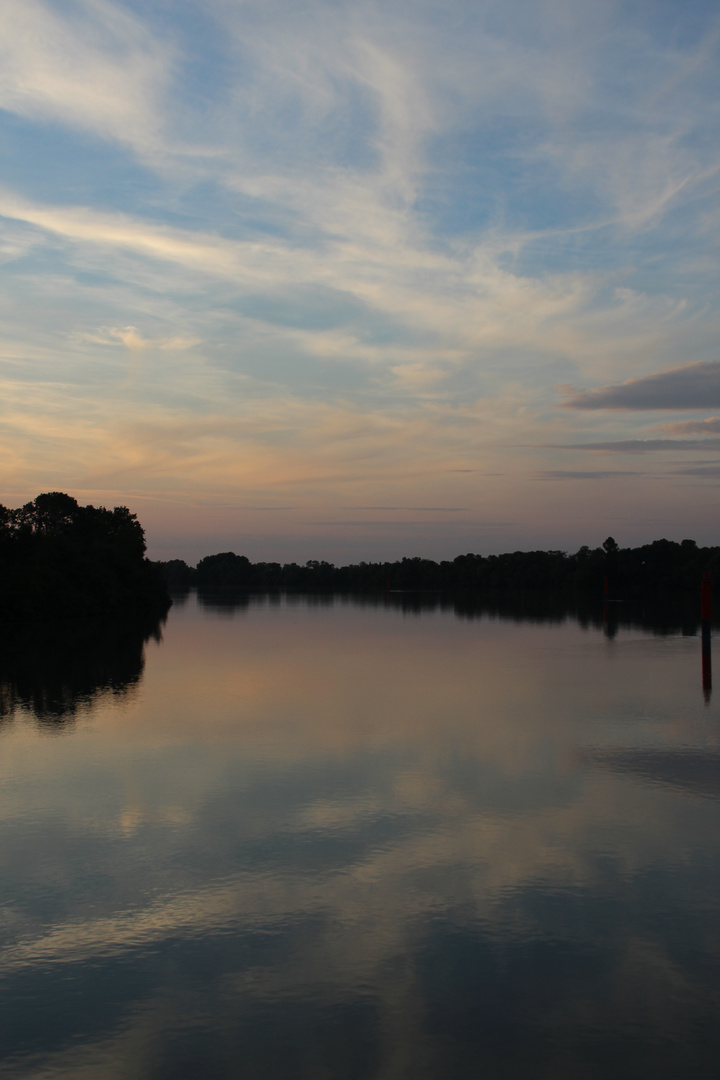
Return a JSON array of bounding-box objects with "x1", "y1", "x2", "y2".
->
[
  {"x1": 0, "y1": 0, "x2": 171, "y2": 156},
  {"x1": 1, "y1": 0, "x2": 719, "y2": 553},
  {"x1": 562, "y1": 362, "x2": 720, "y2": 411},
  {"x1": 73, "y1": 326, "x2": 199, "y2": 351},
  {"x1": 546, "y1": 438, "x2": 720, "y2": 452},
  {"x1": 673, "y1": 464, "x2": 720, "y2": 478},
  {"x1": 537, "y1": 470, "x2": 640, "y2": 481},
  {"x1": 0, "y1": 190, "x2": 645, "y2": 379},
  {"x1": 660, "y1": 417, "x2": 720, "y2": 435}
]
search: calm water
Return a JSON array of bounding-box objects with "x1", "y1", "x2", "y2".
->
[{"x1": 1, "y1": 592, "x2": 719, "y2": 1079}]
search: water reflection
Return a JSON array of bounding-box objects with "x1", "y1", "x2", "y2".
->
[
  {"x1": 196, "y1": 585, "x2": 718, "y2": 633},
  {"x1": 0, "y1": 593, "x2": 719, "y2": 1079},
  {"x1": 702, "y1": 624, "x2": 713, "y2": 702},
  {"x1": 0, "y1": 613, "x2": 165, "y2": 727},
  {"x1": 584, "y1": 748, "x2": 720, "y2": 799}
]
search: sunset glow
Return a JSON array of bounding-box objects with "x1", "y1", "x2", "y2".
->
[{"x1": 2, "y1": 0, "x2": 719, "y2": 560}]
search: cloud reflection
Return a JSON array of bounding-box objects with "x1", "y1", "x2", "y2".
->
[{"x1": 1, "y1": 597, "x2": 720, "y2": 1077}]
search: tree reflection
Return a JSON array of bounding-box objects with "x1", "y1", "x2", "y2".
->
[
  {"x1": 192, "y1": 587, "x2": 716, "y2": 636},
  {"x1": 0, "y1": 613, "x2": 166, "y2": 729}
]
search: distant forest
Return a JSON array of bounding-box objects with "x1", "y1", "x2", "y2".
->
[
  {"x1": 158, "y1": 536, "x2": 720, "y2": 598},
  {"x1": 0, "y1": 492, "x2": 170, "y2": 619},
  {"x1": 3, "y1": 493, "x2": 716, "y2": 620}
]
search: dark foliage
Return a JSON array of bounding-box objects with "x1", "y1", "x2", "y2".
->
[
  {"x1": 157, "y1": 535, "x2": 720, "y2": 599},
  {"x1": 0, "y1": 492, "x2": 171, "y2": 620}
]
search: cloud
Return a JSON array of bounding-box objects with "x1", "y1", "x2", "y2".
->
[
  {"x1": 536, "y1": 470, "x2": 639, "y2": 480},
  {"x1": 1, "y1": 0, "x2": 720, "y2": 554},
  {"x1": 351, "y1": 506, "x2": 466, "y2": 512},
  {"x1": 562, "y1": 361, "x2": 720, "y2": 410},
  {"x1": 660, "y1": 417, "x2": 720, "y2": 434},
  {"x1": 546, "y1": 438, "x2": 720, "y2": 452},
  {"x1": 673, "y1": 464, "x2": 720, "y2": 478},
  {"x1": 0, "y1": 0, "x2": 170, "y2": 157},
  {"x1": 75, "y1": 327, "x2": 199, "y2": 351},
  {"x1": 0, "y1": 190, "x2": 632, "y2": 375}
]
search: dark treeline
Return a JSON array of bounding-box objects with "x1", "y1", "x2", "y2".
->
[
  {"x1": 159, "y1": 535, "x2": 720, "y2": 598},
  {"x1": 0, "y1": 492, "x2": 170, "y2": 620}
]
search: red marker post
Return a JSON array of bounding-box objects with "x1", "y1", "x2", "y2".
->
[
  {"x1": 702, "y1": 572, "x2": 712, "y2": 624},
  {"x1": 702, "y1": 572, "x2": 712, "y2": 703}
]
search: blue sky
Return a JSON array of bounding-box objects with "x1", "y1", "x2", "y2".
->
[{"x1": 1, "y1": 0, "x2": 719, "y2": 561}]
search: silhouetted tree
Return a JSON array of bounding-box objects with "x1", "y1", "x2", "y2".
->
[
  {"x1": 156, "y1": 534, "x2": 720, "y2": 600},
  {"x1": 0, "y1": 493, "x2": 170, "y2": 619}
]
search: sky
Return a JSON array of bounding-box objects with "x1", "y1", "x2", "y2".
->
[{"x1": 1, "y1": 0, "x2": 719, "y2": 563}]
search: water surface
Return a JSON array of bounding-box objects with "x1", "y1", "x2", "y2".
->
[{"x1": 1, "y1": 593, "x2": 719, "y2": 1079}]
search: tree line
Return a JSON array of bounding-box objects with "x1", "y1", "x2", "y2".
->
[
  {"x1": 4, "y1": 493, "x2": 714, "y2": 617},
  {"x1": 0, "y1": 492, "x2": 170, "y2": 619},
  {"x1": 158, "y1": 535, "x2": 720, "y2": 597}
]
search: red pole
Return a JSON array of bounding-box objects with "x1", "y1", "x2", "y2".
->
[
  {"x1": 702, "y1": 572, "x2": 712, "y2": 703},
  {"x1": 702, "y1": 572, "x2": 712, "y2": 623}
]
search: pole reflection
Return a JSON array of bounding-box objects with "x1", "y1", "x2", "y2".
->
[{"x1": 702, "y1": 626, "x2": 712, "y2": 704}]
